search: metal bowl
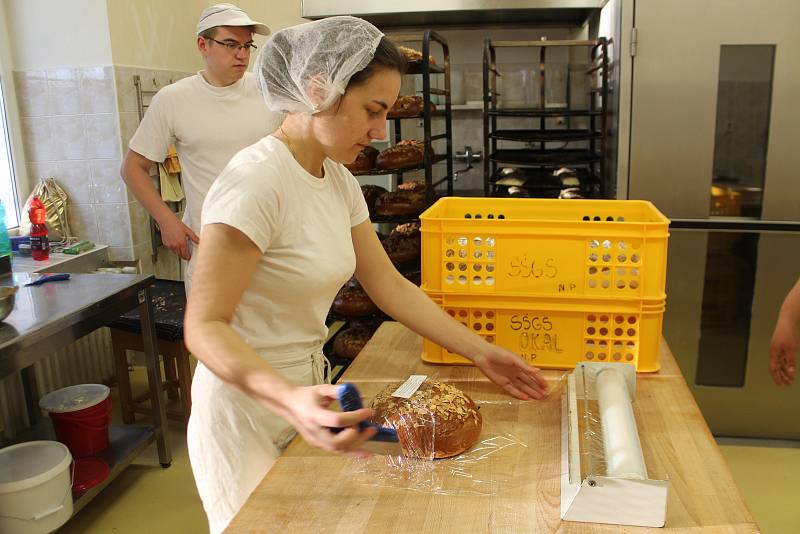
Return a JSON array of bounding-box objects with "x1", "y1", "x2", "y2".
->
[{"x1": 0, "y1": 287, "x2": 18, "y2": 322}]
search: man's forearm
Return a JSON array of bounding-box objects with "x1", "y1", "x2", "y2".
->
[{"x1": 121, "y1": 156, "x2": 176, "y2": 225}]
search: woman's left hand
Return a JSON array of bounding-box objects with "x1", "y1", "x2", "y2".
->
[{"x1": 473, "y1": 347, "x2": 549, "y2": 400}]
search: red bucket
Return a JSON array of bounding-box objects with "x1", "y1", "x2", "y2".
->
[{"x1": 39, "y1": 385, "x2": 112, "y2": 458}]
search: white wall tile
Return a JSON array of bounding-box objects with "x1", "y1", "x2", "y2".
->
[
  {"x1": 114, "y1": 66, "x2": 139, "y2": 114},
  {"x1": 118, "y1": 112, "x2": 141, "y2": 155},
  {"x1": 129, "y1": 200, "x2": 151, "y2": 246},
  {"x1": 108, "y1": 246, "x2": 135, "y2": 261},
  {"x1": 85, "y1": 114, "x2": 120, "y2": 159},
  {"x1": 54, "y1": 161, "x2": 94, "y2": 205},
  {"x1": 20, "y1": 117, "x2": 54, "y2": 162},
  {"x1": 46, "y1": 68, "x2": 82, "y2": 116},
  {"x1": 26, "y1": 162, "x2": 57, "y2": 185},
  {"x1": 95, "y1": 203, "x2": 132, "y2": 247},
  {"x1": 13, "y1": 70, "x2": 48, "y2": 117},
  {"x1": 136, "y1": 240, "x2": 155, "y2": 275},
  {"x1": 80, "y1": 66, "x2": 116, "y2": 114},
  {"x1": 50, "y1": 115, "x2": 88, "y2": 160},
  {"x1": 68, "y1": 204, "x2": 99, "y2": 243},
  {"x1": 90, "y1": 159, "x2": 128, "y2": 203}
]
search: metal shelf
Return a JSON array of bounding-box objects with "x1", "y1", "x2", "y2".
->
[
  {"x1": 493, "y1": 39, "x2": 603, "y2": 48},
  {"x1": 490, "y1": 149, "x2": 600, "y2": 166},
  {"x1": 387, "y1": 109, "x2": 447, "y2": 120},
  {"x1": 406, "y1": 61, "x2": 445, "y2": 75},
  {"x1": 487, "y1": 108, "x2": 603, "y2": 117},
  {"x1": 490, "y1": 129, "x2": 602, "y2": 142},
  {"x1": 370, "y1": 214, "x2": 422, "y2": 224},
  {"x1": 492, "y1": 175, "x2": 596, "y2": 193},
  {"x1": 483, "y1": 37, "x2": 609, "y2": 197},
  {"x1": 16, "y1": 419, "x2": 157, "y2": 514},
  {"x1": 350, "y1": 154, "x2": 448, "y2": 176}
]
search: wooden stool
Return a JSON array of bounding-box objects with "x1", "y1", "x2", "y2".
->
[{"x1": 110, "y1": 280, "x2": 192, "y2": 423}]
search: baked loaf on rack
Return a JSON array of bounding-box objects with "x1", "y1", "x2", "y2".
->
[
  {"x1": 370, "y1": 380, "x2": 482, "y2": 459},
  {"x1": 345, "y1": 146, "x2": 379, "y2": 174},
  {"x1": 374, "y1": 179, "x2": 428, "y2": 217},
  {"x1": 397, "y1": 45, "x2": 437, "y2": 65},
  {"x1": 360, "y1": 184, "x2": 388, "y2": 217},
  {"x1": 332, "y1": 324, "x2": 375, "y2": 360},
  {"x1": 382, "y1": 222, "x2": 421, "y2": 264},
  {"x1": 331, "y1": 277, "x2": 377, "y2": 317},
  {"x1": 376, "y1": 140, "x2": 426, "y2": 171},
  {"x1": 388, "y1": 96, "x2": 436, "y2": 118}
]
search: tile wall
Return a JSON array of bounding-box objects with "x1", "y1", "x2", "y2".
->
[
  {"x1": 14, "y1": 65, "x2": 190, "y2": 276},
  {"x1": 115, "y1": 66, "x2": 191, "y2": 278}
]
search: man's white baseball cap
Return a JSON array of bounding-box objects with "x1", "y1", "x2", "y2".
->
[{"x1": 197, "y1": 4, "x2": 270, "y2": 36}]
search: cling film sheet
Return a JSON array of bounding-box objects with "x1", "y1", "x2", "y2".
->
[{"x1": 346, "y1": 376, "x2": 566, "y2": 496}]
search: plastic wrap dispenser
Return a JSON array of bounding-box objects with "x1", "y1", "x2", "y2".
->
[{"x1": 561, "y1": 362, "x2": 669, "y2": 527}]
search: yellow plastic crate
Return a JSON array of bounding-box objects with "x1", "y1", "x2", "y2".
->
[
  {"x1": 420, "y1": 198, "x2": 670, "y2": 300},
  {"x1": 422, "y1": 290, "x2": 666, "y2": 372}
]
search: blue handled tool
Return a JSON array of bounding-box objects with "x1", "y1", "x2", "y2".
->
[
  {"x1": 24, "y1": 273, "x2": 71, "y2": 287},
  {"x1": 331, "y1": 382, "x2": 402, "y2": 455}
]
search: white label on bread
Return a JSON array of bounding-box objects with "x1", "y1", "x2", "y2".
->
[{"x1": 392, "y1": 375, "x2": 428, "y2": 398}]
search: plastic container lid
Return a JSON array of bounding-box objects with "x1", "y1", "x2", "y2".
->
[
  {"x1": 0, "y1": 440, "x2": 72, "y2": 494},
  {"x1": 72, "y1": 457, "x2": 110, "y2": 493},
  {"x1": 39, "y1": 384, "x2": 110, "y2": 414}
]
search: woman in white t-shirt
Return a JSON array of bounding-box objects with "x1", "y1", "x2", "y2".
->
[{"x1": 184, "y1": 17, "x2": 549, "y2": 533}]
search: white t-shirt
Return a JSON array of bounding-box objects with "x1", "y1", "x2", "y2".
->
[
  {"x1": 129, "y1": 71, "x2": 284, "y2": 234},
  {"x1": 202, "y1": 136, "x2": 370, "y2": 356}
]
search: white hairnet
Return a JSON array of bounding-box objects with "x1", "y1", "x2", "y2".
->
[{"x1": 256, "y1": 16, "x2": 384, "y2": 114}]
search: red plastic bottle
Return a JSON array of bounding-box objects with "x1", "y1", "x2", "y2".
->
[{"x1": 29, "y1": 196, "x2": 50, "y2": 261}]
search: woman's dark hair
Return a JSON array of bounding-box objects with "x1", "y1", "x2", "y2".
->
[{"x1": 346, "y1": 37, "x2": 407, "y2": 89}]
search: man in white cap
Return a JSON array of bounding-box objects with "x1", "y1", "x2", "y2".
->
[{"x1": 121, "y1": 4, "x2": 282, "y2": 282}]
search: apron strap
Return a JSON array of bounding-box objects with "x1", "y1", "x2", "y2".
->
[{"x1": 312, "y1": 350, "x2": 331, "y2": 385}]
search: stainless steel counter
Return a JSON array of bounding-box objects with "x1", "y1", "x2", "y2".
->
[
  {"x1": 0, "y1": 272, "x2": 157, "y2": 377},
  {"x1": 0, "y1": 271, "x2": 172, "y2": 513}
]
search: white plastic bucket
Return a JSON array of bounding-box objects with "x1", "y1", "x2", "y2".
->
[{"x1": 0, "y1": 440, "x2": 73, "y2": 534}]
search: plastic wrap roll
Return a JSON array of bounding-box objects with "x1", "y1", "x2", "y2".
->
[{"x1": 596, "y1": 369, "x2": 647, "y2": 479}]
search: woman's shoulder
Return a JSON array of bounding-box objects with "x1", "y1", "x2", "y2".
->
[
  {"x1": 210, "y1": 137, "x2": 292, "y2": 198},
  {"x1": 326, "y1": 159, "x2": 361, "y2": 187},
  {"x1": 222, "y1": 137, "x2": 288, "y2": 178}
]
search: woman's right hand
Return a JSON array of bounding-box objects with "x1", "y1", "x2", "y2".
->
[{"x1": 282, "y1": 384, "x2": 378, "y2": 456}]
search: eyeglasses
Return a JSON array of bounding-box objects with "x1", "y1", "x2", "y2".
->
[{"x1": 205, "y1": 37, "x2": 257, "y2": 54}]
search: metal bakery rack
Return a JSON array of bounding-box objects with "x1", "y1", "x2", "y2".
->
[{"x1": 482, "y1": 38, "x2": 610, "y2": 199}]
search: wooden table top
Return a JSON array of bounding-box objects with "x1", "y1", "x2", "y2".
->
[{"x1": 227, "y1": 323, "x2": 758, "y2": 533}]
